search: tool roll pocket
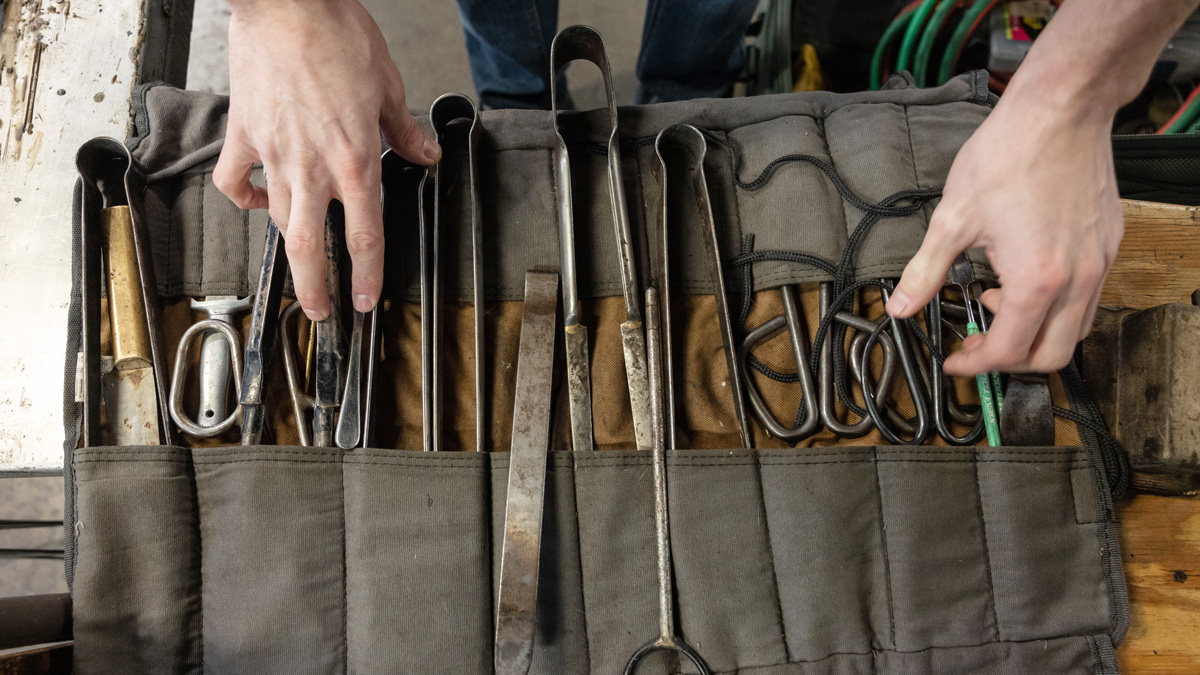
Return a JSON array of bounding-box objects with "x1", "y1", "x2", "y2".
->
[{"x1": 66, "y1": 74, "x2": 1128, "y2": 675}]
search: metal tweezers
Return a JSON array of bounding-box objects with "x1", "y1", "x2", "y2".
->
[
  {"x1": 551, "y1": 25, "x2": 653, "y2": 450},
  {"x1": 653, "y1": 123, "x2": 752, "y2": 450}
]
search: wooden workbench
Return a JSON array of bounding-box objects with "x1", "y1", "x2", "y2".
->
[
  {"x1": 1104, "y1": 201, "x2": 1200, "y2": 674},
  {"x1": 0, "y1": 0, "x2": 1196, "y2": 670}
]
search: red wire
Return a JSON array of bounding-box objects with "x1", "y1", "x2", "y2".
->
[{"x1": 1157, "y1": 84, "x2": 1200, "y2": 134}]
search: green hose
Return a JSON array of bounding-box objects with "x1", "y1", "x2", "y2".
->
[
  {"x1": 1167, "y1": 94, "x2": 1200, "y2": 134},
  {"x1": 1176, "y1": 104, "x2": 1200, "y2": 134},
  {"x1": 896, "y1": 0, "x2": 940, "y2": 74},
  {"x1": 937, "y1": 0, "x2": 994, "y2": 86},
  {"x1": 870, "y1": 8, "x2": 917, "y2": 90},
  {"x1": 914, "y1": 0, "x2": 957, "y2": 87}
]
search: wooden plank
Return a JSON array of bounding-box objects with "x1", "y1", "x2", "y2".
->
[
  {"x1": 1103, "y1": 200, "x2": 1200, "y2": 309},
  {"x1": 0, "y1": 0, "x2": 190, "y2": 473},
  {"x1": 1117, "y1": 494, "x2": 1200, "y2": 674}
]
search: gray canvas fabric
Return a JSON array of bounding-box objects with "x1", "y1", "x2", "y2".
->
[
  {"x1": 66, "y1": 76, "x2": 1127, "y2": 675},
  {"x1": 122, "y1": 74, "x2": 994, "y2": 303},
  {"x1": 70, "y1": 446, "x2": 1123, "y2": 674}
]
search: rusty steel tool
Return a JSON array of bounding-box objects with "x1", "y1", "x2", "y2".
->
[
  {"x1": 948, "y1": 253, "x2": 1002, "y2": 446},
  {"x1": 550, "y1": 30, "x2": 594, "y2": 453},
  {"x1": 551, "y1": 25, "x2": 652, "y2": 450},
  {"x1": 169, "y1": 296, "x2": 251, "y2": 439},
  {"x1": 495, "y1": 271, "x2": 560, "y2": 675},
  {"x1": 654, "y1": 123, "x2": 752, "y2": 449},
  {"x1": 101, "y1": 205, "x2": 162, "y2": 445},
  {"x1": 624, "y1": 286, "x2": 712, "y2": 675},
  {"x1": 311, "y1": 219, "x2": 344, "y2": 448},
  {"x1": 241, "y1": 220, "x2": 289, "y2": 445}
]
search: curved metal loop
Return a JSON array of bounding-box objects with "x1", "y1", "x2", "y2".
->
[
  {"x1": 819, "y1": 283, "x2": 908, "y2": 438},
  {"x1": 169, "y1": 319, "x2": 244, "y2": 438},
  {"x1": 740, "y1": 286, "x2": 820, "y2": 443},
  {"x1": 623, "y1": 637, "x2": 713, "y2": 675},
  {"x1": 859, "y1": 300, "x2": 933, "y2": 445},
  {"x1": 279, "y1": 302, "x2": 315, "y2": 447},
  {"x1": 848, "y1": 330, "x2": 913, "y2": 434}
]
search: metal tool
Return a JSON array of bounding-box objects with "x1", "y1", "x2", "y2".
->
[
  {"x1": 654, "y1": 123, "x2": 752, "y2": 449},
  {"x1": 418, "y1": 164, "x2": 440, "y2": 452},
  {"x1": 101, "y1": 205, "x2": 161, "y2": 446},
  {"x1": 279, "y1": 301, "x2": 315, "y2": 447},
  {"x1": 310, "y1": 219, "x2": 344, "y2": 448},
  {"x1": 495, "y1": 271, "x2": 560, "y2": 675},
  {"x1": 551, "y1": 25, "x2": 652, "y2": 450},
  {"x1": 550, "y1": 32, "x2": 594, "y2": 453},
  {"x1": 424, "y1": 91, "x2": 484, "y2": 451},
  {"x1": 624, "y1": 286, "x2": 712, "y2": 675},
  {"x1": 925, "y1": 296, "x2": 985, "y2": 445},
  {"x1": 77, "y1": 138, "x2": 175, "y2": 447},
  {"x1": 948, "y1": 253, "x2": 1002, "y2": 446},
  {"x1": 739, "y1": 285, "x2": 821, "y2": 443},
  {"x1": 168, "y1": 296, "x2": 251, "y2": 438},
  {"x1": 335, "y1": 309, "x2": 365, "y2": 450},
  {"x1": 817, "y1": 283, "x2": 896, "y2": 438},
  {"x1": 858, "y1": 283, "x2": 932, "y2": 445},
  {"x1": 241, "y1": 220, "x2": 289, "y2": 445}
]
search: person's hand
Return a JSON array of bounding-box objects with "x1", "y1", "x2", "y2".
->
[
  {"x1": 213, "y1": 0, "x2": 440, "y2": 320},
  {"x1": 885, "y1": 91, "x2": 1123, "y2": 376}
]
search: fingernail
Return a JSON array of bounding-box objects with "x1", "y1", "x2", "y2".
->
[
  {"x1": 354, "y1": 294, "x2": 375, "y2": 313},
  {"x1": 303, "y1": 306, "x2": 327, "y2": 322},
  {"x1": 423, "y1": 139, "x2": 441, "y2": 163},
  {"x1": 886, "y1": 288, "x2": 912, "y2": 316}
]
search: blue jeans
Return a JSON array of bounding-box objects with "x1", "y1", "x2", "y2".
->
[{"x1": 453, "y1": 0, "x2": 758, "y2": 109}]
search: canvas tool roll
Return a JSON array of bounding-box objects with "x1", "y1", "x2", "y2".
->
[{"x1": 64, "y1": 73, "x2": 1129, "y2": 675}]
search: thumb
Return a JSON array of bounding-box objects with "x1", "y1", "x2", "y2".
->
[
  {"x1": 887, "y1": 209, "x2": 974, "y2": 318},
  {"x1": 381, "y1": 86, "x2": 440, "y2": 166}
]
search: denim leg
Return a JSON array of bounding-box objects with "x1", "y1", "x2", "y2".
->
[
  {"x1": 635, "y1": 0, "x2": 758, "y2": 103},
  {"x1": 455, "y1": 0, "x2": 565, "y2": 109}
]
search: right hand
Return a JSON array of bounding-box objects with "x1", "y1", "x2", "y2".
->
[{"x1": 213, "y1": 0, "x2": 441, "y2": 320}]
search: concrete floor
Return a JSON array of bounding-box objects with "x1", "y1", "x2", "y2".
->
[{"x1": 1, "y1": 0, "x2": 650, "y2": 600}]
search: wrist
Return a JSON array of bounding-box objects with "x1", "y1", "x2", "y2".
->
[{"x1": 999, "y1": 59, "x2": 1118, "y2": 132}]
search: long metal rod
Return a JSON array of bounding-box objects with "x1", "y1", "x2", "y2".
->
[
  {"x1": 418, "y1": 167, "x2": 438, "y2": 452},
  {"x1": 335, "y1": 309, "x2": 365, "y2": 449},
  {"x1": 624, "y1": 285, "x2": 711, "y2": 675},
  {"x1": 551, "y1": 25, "x2": 651, "y2": 450},
  {"x1": 495, "y1": 271, "x2": 560, "y2": 675},
  {"x1": 550, "y1": 33, "x2": 595, "y2": 453},
  {"x1": 311, "y1": 218, "x2": 343, "y2": 448},
  {"x1": 241, "y1": 220, "x2": 288, "y2": 445},
  {"x1": 654, "y1": 123, "x2": 752, "y2": 449}
]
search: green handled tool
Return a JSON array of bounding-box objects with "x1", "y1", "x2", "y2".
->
[{"x1": 949, "y1": 253, "x2": 1003, "y2": 446}]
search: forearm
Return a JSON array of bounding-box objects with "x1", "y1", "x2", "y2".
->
[{"x1": 1006, "y1": 0, "x2": 1199, "y2": 121}]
